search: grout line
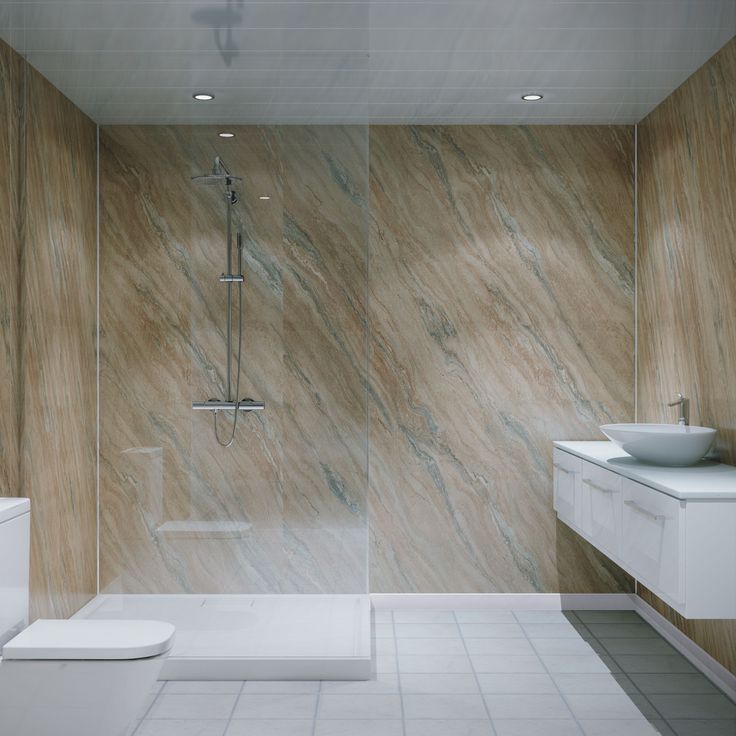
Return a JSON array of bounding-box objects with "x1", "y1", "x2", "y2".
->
[
  {"x1": 391, "y1": 609, "x2": 408, "y2": 736},
  {"x1": 513, "y1": 610, "x2": 586, "y2": 734},
  {"x1": 454, "y1": 610, "x2": 498, "y2": 736}
]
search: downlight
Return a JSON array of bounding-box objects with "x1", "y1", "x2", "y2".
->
[
  {"x1": 218, "y1": 132, "x2": 235, "y2": 138},
  {"x1": 521, "y1": 93, "x2": 543, "y2": 101},
  {"x1": 193, "y1": 92, "x2": 215, "y2": 101}
]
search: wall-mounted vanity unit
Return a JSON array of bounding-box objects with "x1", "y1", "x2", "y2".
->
[{"x1": 553, "y1": 441, "x2": 736, "y2": 618}]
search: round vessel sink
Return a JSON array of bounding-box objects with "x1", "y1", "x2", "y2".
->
[{"x1": 599, "y1": 423, "x2": 716, "y2": 467}]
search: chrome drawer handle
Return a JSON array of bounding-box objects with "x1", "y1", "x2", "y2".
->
[
  {"x1": 584, "y1": 479, "x2": 617, "y2": 494},
  {"x1": 624, "y1": 499, "x2": 667, "y2": 522},
  {"x1": 553, "y1": 463, "x2": 577, "y2": 475}
]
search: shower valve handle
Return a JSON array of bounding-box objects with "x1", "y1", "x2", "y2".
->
[{"x1": 219, "y1": 274, "x2": 244, "y2": 283}]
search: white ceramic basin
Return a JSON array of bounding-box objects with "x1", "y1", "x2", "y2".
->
[{"x1": 600, "y1": 423, "x2": 716, "y2": 467}]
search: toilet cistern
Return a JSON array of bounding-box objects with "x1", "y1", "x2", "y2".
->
[{"x1": 668, "y1": 392, "x2": 690, "y2": 426}]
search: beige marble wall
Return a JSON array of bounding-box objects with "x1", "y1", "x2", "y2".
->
[
  {"x1": 638, "y1": 37, "x2": 736, "y2": 674},
  {"x1": 99, "y1": 125, "x2": 369, "y2": 594},
  {"x1": 0, "y1": 41, "x2": 23, "y2": 499},
  {"x1": 369, "y1": 126, "x2": 635, "y2": 593}
]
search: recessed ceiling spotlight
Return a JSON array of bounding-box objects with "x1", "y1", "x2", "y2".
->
[
  {"x1": 193, "y1": 92, "x2": 215, "y2": 101},
  {"x1": 218, "y1": 131, "x2": 235, "y2": 138},
  {"x1": 521, "y1": 93, "x2": 543, "y2": 101},
  {"x1": 259, "y1": 196, "x2": 271, "y2": 200}
]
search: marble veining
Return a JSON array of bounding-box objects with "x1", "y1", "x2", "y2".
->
[
  {"x1": 638, "y1": 37, "x2": 736, "y2": 675},
  {"x1": 99, "y1": 125, "x2": 369, "y2": 594},
  {"x1": 368, "y1": 125, "x2": 635, "y2": 594}
]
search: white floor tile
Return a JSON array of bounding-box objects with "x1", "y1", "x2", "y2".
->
[
  {"x1": 464, "y1": 638, "x2": 535, "y2": 655},
  {"x1": 233, "y1": 693, "x2": 318, "y2": 720},
  {"x1": 484, "y1": 693, "x2": 572, "y2": 719},
  {"x1": 612, "y1": 655, "x2": 696, "y2": 674},
  {"x1": 514, "y1": 611, "x2": 581, "y2": 624},
  {"x1": 397, "y1": 637, "x2": 466, "y2": 655},
  {"x1": 540, "y1": 655, "x2": 620, "y2": 674},
  {"x1": 164, "y1": 682, "x2": 243, "y2": 694},
  {"x1": 400, "y1": 673, "x2": 480, "y2": 693},
  {"x1": 530, "y1": 638, "x2": 601, "y2": 656},
  {"x1": 599, "y1": 639, "x2": 675, "y2": 656},
  {"x1": 578, "y1": 720, "x2": 674, "y2": 736},
  {"x1": 455, "y1": 610, "x2": 516, "y2": 624},
  {"x1": 574, "y1": 611, "x2": 643, "y2": 625},
  {"x1": 403, "y1": 692, "x2": 488, "y2": 719},
  {"x1": 628, "y1": 673, "x2": 718, "y2": 694},
  {"x1": 405, "y1": 719, "x2": 493, "y2": 736},
  {"x1": 565, "y1": 693, "x2": 656, "y2": 720},
  {"x1": 460, "y1": 623, "x2": 525, "y2": 638},
  {"x1": 374, "y1": 639, "x2": 397, "y2": 656},
  {"x1": 317, "y1": 694, "x2": 402, "y2": 720},
  {"x1": 148, "y1": 694, "x2": 238, "y2": 720},
  {"x1": 374, "y1": 653, "x2": 398, "y2": 673},
  {"x1": 522, "y1": 623, "x2": 591, "y2": 639},
  {"x1": 395, "y1": 623, "x2": 460, "y2": 638},
  {"x1": 372, "y1": 611, "x2": 393, "y2": 624},
  {"x1": 666, "y1": 719, "x2": 736, "y2": 735},
  {"x1": 137, "y1": 693, "x2": 158, "y2": 719},
  {"x1": 553, "y1": 673, "x2": 636, "y2": 694},
  {"x1": 493, "y1": 720, "x2": 583, "y2": 736},
  {"x1": 398, "y1": 654, "x2": 473, "y2": 673},
  {"x1": 136, "y1": 721, "x2": 228, "y2": 736},
  {"x1": 373, "y1": 623, "x2": 395, "y2": 639},
  {"x1": 242, "y1": 681, "x2": 320, "y2": 694},
  {"x1": 314, "y1": 719, "x2": 403, "y2": 736},
  {"x1": 476, "y1": 673, "x2": 557, "y2": 694},
  {"x1": 470, "y1": 654, "x2": 546, "y2": 673},
  {"x1": 393, "y1": 610, "x2": 455, "y2": 624},
  {"x1": 586, "y1": 624, "x2": 658, "y2": 639},
  {"x1": 226, "y1": 720, "x2": 314, "y2": 736},
  {"x1": 646, "y1": 693, "x2": 736, "y2": 719},
  {"x1": 322, "y1": 674, "x2": 399, "y2": 694}
]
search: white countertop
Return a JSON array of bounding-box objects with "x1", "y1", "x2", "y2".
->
[{"x1": 554, "y1": 441, "x2": 736, "y2": 500}]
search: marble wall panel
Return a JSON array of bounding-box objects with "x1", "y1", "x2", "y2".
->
[
  {"x1": 99, "y1": 125, "x2": 369, "y2": 594},
  {"x1": 638, "y1": 37, "x2": 736, "y2": 675},
  {"x1": 368, "y1": 125, "x2": 635, "y2": 593},
  {"x1": 0, "y1": 41, "x2": 23, "y2": 499}
]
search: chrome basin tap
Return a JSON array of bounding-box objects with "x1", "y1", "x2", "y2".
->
[{"x1": 668, "y1": 393, "x2": 690, "y2": 426}]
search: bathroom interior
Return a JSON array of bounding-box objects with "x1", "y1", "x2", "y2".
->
[{"x1": 0, "y1": 1, "x2": 735, "y2": 735}]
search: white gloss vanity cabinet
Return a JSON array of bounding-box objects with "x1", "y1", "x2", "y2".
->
[{"x1": 553, "y1": 441, "x2": 736, "y2": 618}]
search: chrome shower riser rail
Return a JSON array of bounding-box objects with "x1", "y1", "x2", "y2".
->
[{"x1": 192, "y1": 401, "x2": 265, "y2": 412}]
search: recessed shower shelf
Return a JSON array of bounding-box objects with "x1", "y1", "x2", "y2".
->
[{"x1": 192, "y1": 400, "x2": 265, "y2": 412}]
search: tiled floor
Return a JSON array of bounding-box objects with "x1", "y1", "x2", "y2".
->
[{"x1": 129, "y1": 610, "x2": 736, "y2": 736}]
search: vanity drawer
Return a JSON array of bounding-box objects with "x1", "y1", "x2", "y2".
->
[
  {"x1": 553, "y1": 449, "x2": 582, "y2": 529},
  {"x1": 581, "y1": 462, "x2": 622, "y2": 556},
  {"x1": 621, "y1": 479, "x2": 684, "y2": 604}
]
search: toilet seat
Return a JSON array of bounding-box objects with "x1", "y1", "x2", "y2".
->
[{"x1": 2, "y1": 619, "x2": 175, "y2": 660}]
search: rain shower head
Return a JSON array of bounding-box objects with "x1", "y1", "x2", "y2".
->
[{"x1": 191, "y1": 155, "x2": 242, "y2": 187}]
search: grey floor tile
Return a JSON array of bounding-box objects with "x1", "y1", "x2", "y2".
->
[
  {"x1": 522, "y1": 623, "x2": 592, "y2": 639},
  {"x1": 613, "y1": 656, "x2": 696, "y2": 674},
  {"x1": 393, "y1": 610, "x2": 455, "y2": 624},
  {"x1": 455, "y1": 610, "x2": 517, "y2": 624},
  {"x1": 465, "y1": 637, "x2": 536, "y2": 655},
  {"x1": 400, "y1": 673, "x2": 479, "y2": 693},
  {"x1": 405, "y1": 720, "x2": 493, "y2": 736},
  {"x1": 241, "y1": 681, "x2": 320, "y2": 694},
  {"x1": 321, "y1": 674, "x2": 399, "y2": 694},
  {"x1": 317, "y1": 693, "x2": 402, "y2": 720},
  {"x1": 226, "y1": 721, "x2": 313, "y2": 736},
  {"x1": 513, "y1": 611, "x2": 581, "y2": 624},
  {"x1": 646, "y1": 693, "x2": 736, "y2": 719},
  {"x1": 484, "y1": 693, "x2": 572, "y2": 719},
  {"x1": 666, "y1": 719, "x2": 736, "y2": 736},
  {"x1": 403, "y1": 692, "x2": 488, "y2": 719},
  {"x1": 493, "y1": 720, "x2": 583, "y2": 736},
  {"x1": 476, "y1": 673, "x2": 557, "y2": 694},
  {"x1": 148, "y1": 694, "x2": 239, "y2": 720},
  {"x1": 565, "y1": 693, "x2": 657, "y2": 720},
  {"x1": 470, "y1": 654, "x2": 546, "y2": 673},
  {"x1": 137, "y1": 721, "x2": 228, "y2": 736},
  {"x1": 459, "y1": 623, "x2": 525, "y2": 638},
  {"x1": 395, "y1": 623, "x2": 460, "y2": 638},
  {"x1": 531, "y1": 638, "x2": 604, "y2": 656},
  {"x1": 540, "y1": 655, "x2": 621, "y2": 674},
  {"x1": 628, "y1": 673, "x2": 718, "y2": 694},
  {"x1": 575, "y1": 611, "x2": 644, "y2": 625},
  {"x1": 314, "y1": 720, "x2": 403, "y2": 736},
  {"x1": 552, "y1": 673, "x2": 637, "y2": 694},
  {"x1": 397, "y1": 637, "x2": 466, "y2": 655},
  {"x1": 578, "y1": 719, "x2": 674, "y2": 735},
  {"x1": 233, "y1": 693, "x2": 318, "y2": 720},
  {"x1": 164, "y1": 682, "x2": 243, "y2": 694},
  {"x1": 599, "y1": 639, "x2": 676, "y2": 656},
  {"x1": 398, "y1": 654, "x2": 473, "y2": 673},
  {"x1": 587, "y1": 624, "x2": 659, "y2": 639}
]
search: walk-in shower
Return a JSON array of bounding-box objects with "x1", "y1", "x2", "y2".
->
[{"x1": 190, "y1": 156, "x2": 264, "y2": 446}]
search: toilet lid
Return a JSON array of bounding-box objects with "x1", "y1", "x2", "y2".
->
[{"x1": 2, "y1": 619, "x2": 175, "y2": 660}]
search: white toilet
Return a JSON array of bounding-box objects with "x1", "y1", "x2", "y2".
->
[{"x1": 0, "y1": 498, "x2": 175, "y2": 736}]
